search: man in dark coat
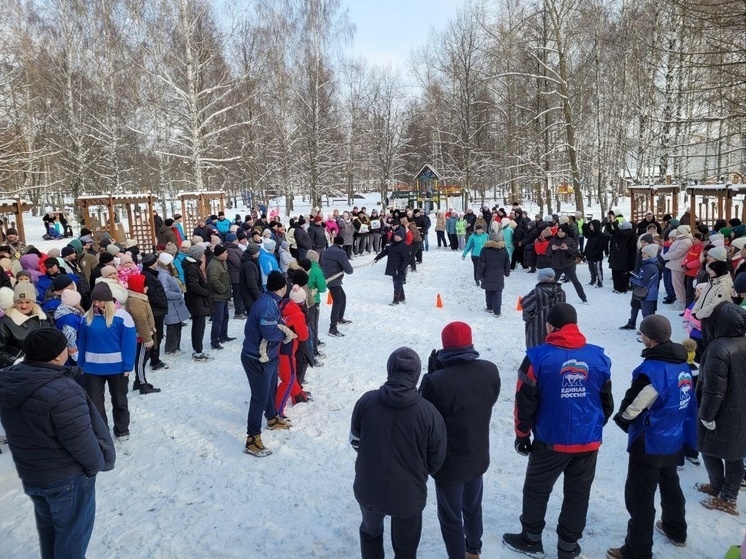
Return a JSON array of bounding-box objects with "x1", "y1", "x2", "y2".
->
[
  {"x1": 183, "y1": 246, "x2": 214, "y2": 361},
  {"x1": 421, "y1": 323, "x2": 500, "y2": 559},
  {"x1": 373, "y1": 223, "x2": 409, "y2": 305},
  {"x1": 476, "y1": 239, "x2": 511, "y2": 316},
  {"x1": 635, "y1": 211, "x2": 662, "y2": 236},
  {"x1": 293, "y1": 217, "x2": 312, "y2": 261},
  {"x1": 351, "y1": 347, "x2": 446, "y2": 559},
  {"x1": 239, "y1": 245, "x2": 263, "y2": 313},
  {"x1": 608, "y1": 315, "x2": 694, "y2": 559},
  {"x1": 0, "y1": 328, "x2": 115, "y2": 559},
  {"x1": 141, "y1": 254, "x2": 169, "y2": 370},
  {"x1": 224, "y1": 234, "x2": 245, "y2": 319},
  {"x1": 308, "y1": 215, "x2": 328, "y2": 258},
  {"x1": 321, "y1": 236, "x2": 353, "y2": 337},
  {"x1": 582, "y1": 219, "x2": 608, "y2": 287},
  {"x1": 695, "y1": 302, "x2": 746, "y2": 516},
  {"x1": 504, "y1": 303, "x2": 614, "y2": 559},
  {"x1": 607, "y1": 221, "x2": 638, "y2": 293},
  {"x1": 511, "y1": 219, "x2": 527, "y2": 270},
  {"x1": 549, "y1": 224, "x2": 587, "y2": 303}
]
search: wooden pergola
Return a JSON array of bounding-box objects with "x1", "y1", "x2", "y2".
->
[
  {"x1": 0, "y1": 198, "x2": 33, "y2": 244},
  {"x1": 686, "y1": 184, "x2": 746, "y2": 227},
  {"x1": 178, "y1": 191, "x2": 226, "y2": 239},
  {"x1": 75, "y1": 194, "x2": 157, "y2": 248},
  {"x1": 628, "y1": 185, "x2": 680, "y2": 223}
]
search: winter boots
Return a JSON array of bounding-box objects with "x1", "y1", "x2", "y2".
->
[
  {"x1": 695, "y1": 482, "x2": 719, "y2": 496},
  {"x1": 701, "y1": 495, "x2": 740, "y2": 515},
  {"x1": 502, "y1": 532, "x2": 544, "y2": 558},
  {"x1": 267, "y1": 416, "x2": 292, "y2": 430},
  {"x1": 389, "y1": 288, "x2": 406, "y2": 305},
  {"x1": 244, "y1": 435, "x2": 272, "y2": 457},
  {"x1": 655, "y1": 520, "x2": 686, "y2": 547},
  {"x1": 619, "y1": 322, "x2": 636, "y2": 330}
]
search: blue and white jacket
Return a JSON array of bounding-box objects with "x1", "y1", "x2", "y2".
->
[{"x1": 77, "y1": 309, "x2": 137, "y2": 375}]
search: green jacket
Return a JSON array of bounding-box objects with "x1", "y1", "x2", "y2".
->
[
  {"x1": 456, "y1": 219, "x2": 467, "y2": 235},
  {"x1": 207, "y1": 258, "x2": 232, "y2": 301},
  {"x1": 308, "y1": 261, "x2": 327, "y2": 304}
]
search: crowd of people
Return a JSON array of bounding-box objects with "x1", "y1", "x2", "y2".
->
[{"x1": 0, "y1": 200, "x2": 744, "y2": 559}]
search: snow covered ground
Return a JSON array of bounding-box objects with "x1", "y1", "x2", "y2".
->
[{"x1": 0, "y1": 197, "x2": 744, "y2": 558}]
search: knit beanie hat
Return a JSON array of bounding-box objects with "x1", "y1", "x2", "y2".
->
[
  {"x1": 226, "y1": 233, "x2": 237, "y2": 243},
  {"x1": 13, "y1": 282, "x2": 36, "y2": 303},
  {"x1": 142, "y1": 254, "x2": 157, "y2": 267},
  {"x1": 639, "y1": 234, "x2": 655, "y2": 245},
  {"x1": 734, "y1": 273, "x2": 746, "y2": 295},
  {"x1": 298, "y1": 258, "x2": 312, "y2": 272},
  {"x1": 0, "y1": 286, "x2": 14, "y2": 311},
  {"x1": 106, "y1": 243, "x2": 120, "y2": 256},
  {"x1": 266, "y1": 270, "x2": 286, "y2": 292},
  {"x1": 677, "y1": 225, "x2": 691, "y2": 236},
  {"x1": 639, "y1": 315, "x2": 671, "y2": 343},
  {"x1": 558, "y1": 215, "x2": 569, "y2": 225},
  {"x1": 98, "y1": 252, "x2": 115, "y2": 265},
  {"x1": 100, "y1": 265, "x2": 117, "y2": 278},
  {"x1": 158, "y1": 252, "x2": 174, "y2": 266},
  {"x1": 213, "y1": 245, "x2": 227, "y2": 257},
  {"x1": 537, "y1": 268, "x2": 556, "y2": 283},
  {"x1": 119, "y1": 254, "x2": 133, "y2": 266},
  {"x1": 619, "y1": 221, "x2": 632, "y2": 230},
  {"x1": 546, "y1": 303, "x2": 577, "y2": 328},
  {"x1": 189, "y1": 245, "x2": 206, "y2": 261},
  {"x1": 708, "y1": 246, "x2": 728, "y2": 262},
  {"x1": 164, "y1": 242, "x2": 178, "y2": 256},
  {"x1": 61, "y1": 246, "x2": 76, "y2": 258},
  {"x1": 291, "y1": 269, "x2": 308, "y2": 287},
  {"x1": 307, "y1": 250, "x2": 319, "y2": 263},
  {"x1": 24, "y1": 328, "x2": 68, "y2": 362},
  {"x1": 441, "y1": 321, "x2": 473, "y2": 349},
  {"x1": 262, "y1": 238, "x2": 276, "y2": 252},
  {"x1": 708, "y1": 260, "x2": 730, "y2": 277},
  {"x1": 289, "y1": 284, "x2": 306, "y2": 304},
  {"x1": 127, "y1": 274, "x2": 147, "y2": 294},
  {"x1": 246, "y1": 244, "x2": 260, "y2": 256},
  {"x1": 334, "y1": 235, "x2": 344, "y2": 246},
  {"x1": 90, "y1": 282, "x2": 114, "y2": 302},
  {"x1": 731, "y1": 237, "x2": 746, "y2": 251},
  {"x1": 52, "y1": 275, "x2": 74, "y2": 292},
  {"x1": 181, "y1": 240, "x2": 192, "y2": 250},
  {"x1": 61, "y1": 289, "x2": 81, "y2": 307},
  {"x1": 641, "y1": 244, "x2": 660, "y2": 258}
]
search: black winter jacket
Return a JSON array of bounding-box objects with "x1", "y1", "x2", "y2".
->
[
  {"x1": 608, "y1": 227, "x2": 638, "y2": 271},
  {"x1": 476, "y1": 240, "x2": 510, "y2": 291},
  {"x1": 583, "y1": 220, "x2": 609, "y2": 261},
  {"x1": 142, "y1": 266, "x2": 168, "y2": 317},
  {"x1": 549, "y1": 235, "x2": 581, "y2": 270},
  {"x1": 321, "y1": 245, "x2": 353, "y2": 287},
  {"x1": 183, "y1": 257, "x2": 213, "y2": 318},
  {"x1": 420, "y1": 347, "x2": 500, "y2": 484},
  {"x1": 374, "y1": 237, "x2": 409, "y2": 278},
  {"x1": 308, "y1": 223, "x2": 327, "y2": 251},
  {"x1": 225, "y1": 244, "x2": 243, "y2": 284},
  {"x1": 0, "y1": 361, "x2": 115, "y2": 484},
  {"x1": 697, "y1": 303, "x2": 746, "y2": 460},
  {"x1": 0, "y1": 309, "x2": 53, "y2": 368},
  {"x1": 294, "y1": 226, "x2": 312, "y2": 251},
  {"x1": 351, "y1": 350, "x2": 446, "y2": 517},
  {"x1": 239, "y1": 251, "x2": 263, "y2": 310}
]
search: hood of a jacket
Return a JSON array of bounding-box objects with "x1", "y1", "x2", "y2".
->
[
  {"x1": 436, "y1": 345, "x2": 480, "y2": 367},
  {"x1": 483, "y1": 240, "x2": 505, "y2": 250},
  {"x1": 537, "y1": 282, "x2": 565, "y2": 297},
  {"x1": 378, "y1": 347, "x2": 421, "y2": 409},
  {"x1": 544, "y1": 323, "x2": 587, "y2": 349},
  {"x1": 641, "y1": 340, "x2": 688, "y2": 363},
  {"x1": 0, "y1": 362, "x2": 77, "y2": 408},
  {"x1": 707, "y1": 302, "x2": 746, "y2": 339},
  {"x1": 54, "y1": 303, "x2": 81, "y2": 320},
  {"x1": 588, "y1": 219, "x2": 602, "y2": 235}
]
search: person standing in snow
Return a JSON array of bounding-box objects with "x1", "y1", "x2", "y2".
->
[
  {"x1": 583, "y1": 219, "x2": 608, "y2": 288},
  {"x1": 607, "y1": 220, "x2": 638, "y2": 294},
  {"x1": 420, "y1": 323, "x2": 500, "y2": 559},
  {"x1": 0, "y1": 328, "x2": 115, "y2": 559},
  {"x1": 504, "y1": 303, "x2": 614, "y2": 559},
  {"x1": 350, "y1": 347, "x2": 446, "y2": 559},
  {"x1": 242, "y1": 271, "x2": 295, "y2": 457},
  {"x1": 521, "y1": 268, "x2": 567, "y2": 349},
  {"x1": 619, "y1": 244, "x2": 661, "y2": 331},
  {"x1": 462, "y1": 224, "x2": 489, "y2": 286},
  {"x1": 476, "y1": 237, "x2": 511, "y2": 316},
  {"x1": 607, "y1": 315, "x2": 693, "y2": 559},
  {"x1": 322, "y1": 236, "x2": 353, "y2": 337},
  {"x1": 549, "y1": 224, "x2": 587, "y2": 303},
  {"x1": 374, "y1": 223, "x2": 410, "y2": 305}
]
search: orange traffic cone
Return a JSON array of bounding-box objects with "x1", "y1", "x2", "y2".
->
[
  {"x1": 436, "y1": 293, "x2": 443, "y2": 308},
  {"x1": 516, "y1": 296, "x2": 523, "y2": 311},
  {"x1": 326, "y1": 291, "x2": 333, "y2": 305}
]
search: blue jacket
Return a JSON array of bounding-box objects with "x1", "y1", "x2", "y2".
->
[
  {"x1": 446, "y1": 216, "x2": 458, "y2": 235},
  {"x1": 158, "y1": 269, "x2": 190, "y2": 325},
  {"x1": 630, "y1": 258, "x2": 660, "y2": 301},
  {"x1": 173, "y1": 252, "x2": 187, "y2": 284},
  {"x1": 0, "y1": 361, "x2": 115, "y2": 484},
  {"x1": 77, "y1": 310, "x2": 137, "y2": 375},
  {"x1": 519, "y1": 325, "x2": 613, "y2": 452},
  {"x1": 628, "y1": 353, "x2": 697, "y2": 456},
  {"x1": 215, "y1": 218, "x2": 231, "y2": 235},
  {"x1": 463, "y1": 232, "x2": 489, "y2": 258},
  {"x1": 257, "y1": 248, "x2": 280, "y2": 289},
  {"x1": 321, "y1": 245, "x2": 353, "y2": 287},
  {"x1": 242, "y1": 291, "x2": 287, "y2": 360}
]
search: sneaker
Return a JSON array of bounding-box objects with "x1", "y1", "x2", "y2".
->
[
  {"x1": 619, "y1": 323, "x2": 636, "y2": 330},
  {"x1": 695, "y1": 482, "x2": 719, "y2": 496},
  {"x1": 655, "y1": 520, "x2": 686, "y2": 547},
  {"x1": 502, "y1": 532, "x2": 545, "y2": 558},
  {"x1": 220, "y1": 336, "x2": 237, "y2": 343},
  {"x1": 606, "y1": 547, "x2": 629, "y2": 559},
  {"x1": 311, "y1": 359, "x2": 324, "y2": 367},
  {"x1": 192, "y1": 352, "x2": 213, "y2": 362},
  {"x1": 587, "y1": 281, "x2": 596, "y2": 286},
  {"x1": 328, "y1": 329, "x2": 345, "y2": 337},
  {"x1": 165, "y1": 350, "x2": 184, "y2": 356},
  {"x1": 686, "y1": 456, "x2": 700, "y2": 466},
  {"x1": 115, "y1": 430, "x2": 130, "y2": 441},
  {"x1": 151, "y1": 361, "x2": 169, "y2": 371},
  {"x1": 267, "y1": 416, "x2": 291, "y2": 430},
  {"x1": 314, "y1": 351, "x2": 326, "y2": 359},
  {"x1": 233, "y1": 314, "x2": 246, "y2": 320},
  {"x1": 316, "y1": 341, "x2": 326, "y2": 348},
  {"x1": 244, "y1": 435, "x2": 272, "y2": 457},
  {"x1": 139, "y1": 383, "x2": 161, "y2": 395},
  {"x1": 595, "y1": 283, "x2": 603, "y2": 288},
  {"x1": 558, "y1": 543, "x2": 582, "y2": 559},
  {"x1": 210, "y1": 343, "x2": 224, "y2": 350},
  {"x1": 580, "y1": 299, "x2": 588, "y2": 304},
  {"x1": 337, "y1": 318, "x2": 352, "y2": 325},
  {"x1": 493, "y1": 313, "x2": 501, "y2": 317},
  {"x1": 701, "y1": 495, "x2": 740, "y2": 515}
]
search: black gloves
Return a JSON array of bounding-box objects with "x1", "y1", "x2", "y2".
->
[
  {"x1": 613, "y1": 412, "x2": 631, "y2": 433},
  {"x1": 427, "y1": 349, "x2": 440, "y2": 374},
  {"x1": 515, "y1": 436, "x2": 532, "y2": 456}
]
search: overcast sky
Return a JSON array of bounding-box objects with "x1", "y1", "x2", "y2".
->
[{"x1": 343, "y1": 0, "x2": 465, "y2": 70}]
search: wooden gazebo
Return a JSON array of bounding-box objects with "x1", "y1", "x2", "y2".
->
[
  {"x1": 178, "y1": 191, "x2": 226, "y2": 238},
  {"x1": 0, "y1": 198, "x2": 33, "y2": 244},
  {"x1": 686, "y1": 184, "x2": 746, "y2": 227},
  {"x1": 75, "y1": 194, "x2": 157, "y2": 248},
  {"x1": 628, "y1": 185, "x2": 680, "y2": 223}
]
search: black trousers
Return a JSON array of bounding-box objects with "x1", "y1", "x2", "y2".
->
[
  {"x1": 553, "y1": 266, "x2": 586, "y2": 301},
  {"x1": 329, "y1": 286, "x2": 346, "y2": 328},
  {"x1": 612, "y1": 269, "x2": 630, "y2": 293},
  {"x1": 133, "y1": 341, "x2": 152, "y2": 386},
  {"x1": 232, "y1": 283, "x2": 246, "y2": 316},
  {"x1": 410, "y1": 242, "x2": 423, "y2": 269},
  {"x1": 511, "y1": 244, "x2": 525, "y2": 269},
  {"x1": 359, "y1": 505, "x2": 422, "y2": 559},
  {"x1": 520, "y1": 444, "x2": 597, "y2": 545},
  {"x1": 191, "y1": 315, "x2": 206, "y2": 353},
  {"x1": 165, "y1": 323, "x2": 182, "y2": 354},
  {"x1": 84, "y1": 373, "x2": 129, "y2": 436},
  {"x1": 448, "y1": 233, "x2": 458, "y2": 250},
  {"x1": 150, "y1": 314, "x2": 166, "y2": 365},
  {"x1": 471, "y1": 256, "x2": 480, "y2": 283},
  {"x1": 624, "y1": 453, "x2": 686, "y2": 558}
]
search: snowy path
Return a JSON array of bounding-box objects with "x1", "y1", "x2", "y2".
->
[{"x1": 0, "y1": 238, "x2": 743, "y2": 558}]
